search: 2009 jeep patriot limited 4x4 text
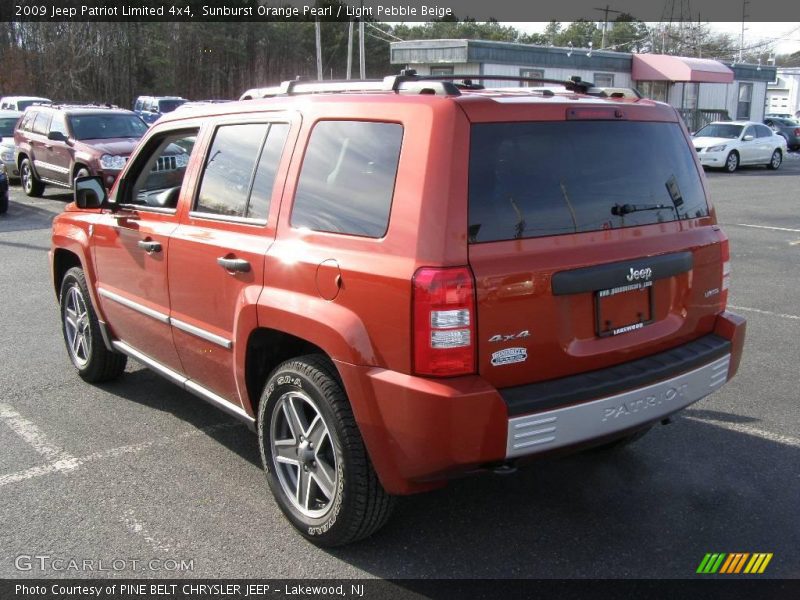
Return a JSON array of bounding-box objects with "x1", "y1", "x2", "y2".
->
[{"x1": 50, "y1": 73, "x2": 746, "y2": 546}]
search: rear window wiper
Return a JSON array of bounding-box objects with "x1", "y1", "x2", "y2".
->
[{"x1": 611, "y1": 203, "x2": 673, "y2": 216}]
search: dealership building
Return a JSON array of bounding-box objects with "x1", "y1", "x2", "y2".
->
[{"x1": 390, "y1": 39, "x2": 777, "y2": 131}]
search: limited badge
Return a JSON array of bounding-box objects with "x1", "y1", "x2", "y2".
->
[{"x1": 491, "y1": 347, "x2": 527, "y2": 366}]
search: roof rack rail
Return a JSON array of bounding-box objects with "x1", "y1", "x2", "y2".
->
[
  {"x1": 240, "y1": 72, "x2": 464, "y2": 100},
  {"x1": 238, "y1": 69, "x2": 594, "y2": 101}
]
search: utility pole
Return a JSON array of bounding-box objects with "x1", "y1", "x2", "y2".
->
[
  {"x1": 315, "y1": 19, "x2": 322, "y2": 81},
  {"x1": 594, "y1": 5, "x2": 622, "y2": 48},
  {"x1": 738, "y1": 0, "x2": 749, "y2": 63},
  {"x1": 359, "y1": 18, "x2": 365, "y2": 79},
  {"x1": 346, "y1": 19, "x2": 353, "y2": 80}
]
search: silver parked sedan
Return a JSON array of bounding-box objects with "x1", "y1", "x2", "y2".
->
[{"x1": 0, "y1": 109, "x2": 22, "y2": 179}]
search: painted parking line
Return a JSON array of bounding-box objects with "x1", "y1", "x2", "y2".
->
[
  {"x1": 728, "y1": 305, "x2": 800, "y2": 321},
  {"x1": 121, "y1": 509, "x2": 179, "y2": 554},
  {"x1": 683, "y1": 414, "x2": 800, "y2": 449},
  {"x1": 0, "y1": 421, "x2": 244, "y2": 488},
  {"x1": 732, "y1": 223, "x2": 800, "y2": 233},
  {"x1": 0, "y1": 402, "x2": 77, "y2": 464}
]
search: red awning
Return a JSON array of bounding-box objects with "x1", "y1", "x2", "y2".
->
[{"x1": 632, "y1": 54, "x2": 734, "y2": 83}]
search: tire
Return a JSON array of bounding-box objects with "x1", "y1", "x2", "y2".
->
[
  {"x1": 767, "y1": 149, "x2": 782, "y2": 170},
  {"x1": 258, "y1": 355, "x2": 395, "y2": 546},
  {"x1": 59, "y1": 267, "x2": 127, "y2": 383},
  {"x1": 724, "y1": 151, "x2": 739, "y2": 173},
  {"x1": 20, "y1": 157, "x2": 44, "y2": 197},
  {"x1": 0, "y1": 191, "x2": 7, "y2": 214},
  {"x1": 586, "y1": 426, "x2": 652, "y2": 453}
]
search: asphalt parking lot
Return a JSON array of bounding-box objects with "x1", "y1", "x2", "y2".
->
[{"x1": 1, "y1": 154, "x2": 799, "y2": 580}]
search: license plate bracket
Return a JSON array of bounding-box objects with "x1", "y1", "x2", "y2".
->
[{"x1": 595, "y1": 281, "x2": 654, "y2": 337}]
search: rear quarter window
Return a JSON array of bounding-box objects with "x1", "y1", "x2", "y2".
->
[
  {"x1": 291, "y1": 120, "x2": 403, "y2": 238},
  {"x1": 468, "y1": 121, "x2": 709, "y2": 243}
]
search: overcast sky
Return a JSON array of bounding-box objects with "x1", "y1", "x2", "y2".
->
[{"x1": 512, "y1": 22, "x2": 800, "y2": 55}]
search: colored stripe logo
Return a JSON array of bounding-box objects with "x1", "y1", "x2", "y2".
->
[{"x1": 697, "y1": 553, "x2": 773, "y2": 574}]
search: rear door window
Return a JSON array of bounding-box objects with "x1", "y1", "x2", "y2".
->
[
  {"x1": 468, "y1": 121, "x2": 709, "y2": 243},
  {"x1": 32, "y1": 112, "x2": 51, "y2": 135},
  {"x1": 194, "y1": 123, "x2": 268, "y2": 218},
  {"x1": 291, "y1": 120, "x2": 403, "y2": 238},
  {"x1": 755, "y1": 125, "x2": 773, "y2": 138},
  {"x1": 246, "y1": 123, "x2": 290, "y2": 220}
]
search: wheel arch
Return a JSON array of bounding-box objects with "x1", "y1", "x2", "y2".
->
[
  {"x1": 52, "y1": 248, "x2": 83, "y2": 298},
  {"x1": 72, "y1": 162, "x2": 91, "y2": 179},
  {"x1": 243, "y1": 327, "x2": 334, "y2": 419}
]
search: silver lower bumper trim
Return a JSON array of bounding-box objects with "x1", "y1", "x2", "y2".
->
[{"x1": 506, "y1": 354, "x2": 730, "y2": 458}]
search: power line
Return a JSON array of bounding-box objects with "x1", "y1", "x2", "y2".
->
[{"x1": 365, "y1": 21, "x2": 403, "y2": 42}]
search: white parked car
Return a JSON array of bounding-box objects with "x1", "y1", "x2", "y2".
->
[
  {"x1": 692, "y1": 121, "x2": 787, "y2": 172},
  {"x1": 0, "y1": 95, "x2": 51, "y2": 112}
]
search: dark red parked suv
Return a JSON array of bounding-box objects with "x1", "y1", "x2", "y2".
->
[
  {"x1": 50, "y1": 73, "x2": 746, "y2": 546},
  {"x1": 15, "y1": 104, "x2": 148, "y2": 195}
]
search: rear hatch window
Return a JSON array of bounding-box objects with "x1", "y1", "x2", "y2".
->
[
  {"x1": 468, "y1": 121, "x2": 708, "y2": 243},
  {"x1": 467, "y1": 119, "x2": 724, "y2": 390}
]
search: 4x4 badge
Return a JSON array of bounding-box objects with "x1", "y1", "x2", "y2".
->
[{"x1": 488, "y1": 330, "x2": 531, "y2": 343}]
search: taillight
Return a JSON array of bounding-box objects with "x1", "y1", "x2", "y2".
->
[
  {"x1": 412, "y1": 266, "x2": 476, "y2": 377},
  {"x1": 720, "y1": 237, "x2": 730, "y2": 309},
  {"x1": 794, "y1": 128, "x2": 800, "y2": 136}
]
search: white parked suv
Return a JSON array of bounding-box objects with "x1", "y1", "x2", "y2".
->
[{"x1": 692, "y1": 121, "x2": 787, "y2": 172}]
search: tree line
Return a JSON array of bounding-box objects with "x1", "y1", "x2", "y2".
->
[{"x1": 1, "y1": 14, "x2": 794, "y2": 108}]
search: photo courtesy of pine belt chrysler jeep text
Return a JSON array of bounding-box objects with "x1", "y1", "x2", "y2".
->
[{"x1": 50, "y1": 72, "x2": 746, "y2": 546}]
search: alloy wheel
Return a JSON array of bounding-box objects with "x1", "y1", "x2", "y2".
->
[
  {"x1": 21, "y1": 163, "x2": 32, "y2": 193},
  {"x1": 270, "y1": 390, "x2": 338, "y2": 518},
  {"x1": 63, "y1": 285, "x2": 91, "y2": 367}
]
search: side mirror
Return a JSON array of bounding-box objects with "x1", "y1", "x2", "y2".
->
[
  {"x1": 743, "y1": 134, "x2": 754, "y2": 141},
  {"x1": 47, "y1": 131, "x2": 67, "y2": 142},
  {"x1": 74, "y1": 176, "x2": 107, "y2": 209}
]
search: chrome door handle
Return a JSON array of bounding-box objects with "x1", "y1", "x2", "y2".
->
[
  {"x1": 217, "y1": 257, "x2": 251, "y2": 273},
  {"x1": 137, "y1": 240, "x2": 162, "y2": 253}
]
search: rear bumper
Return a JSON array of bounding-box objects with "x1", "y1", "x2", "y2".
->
[
  {"x1": 337, "y1": 311, "x2": 746, "y2": 495},
  {"x1": 507, "y1": 354, "x2": 728, "y2": 457}
]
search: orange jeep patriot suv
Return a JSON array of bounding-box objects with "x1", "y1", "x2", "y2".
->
[{"x1": 50, "y1": 73, "x2": 746, "y2": 546}]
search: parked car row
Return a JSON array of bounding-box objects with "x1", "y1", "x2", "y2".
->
[{"x1": 0, "y1": 95, "x2": 227, "y2": 209}]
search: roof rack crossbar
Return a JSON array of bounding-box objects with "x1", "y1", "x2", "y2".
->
[{"x1": 407, "y1": 73, "x2": 593, "y2": 93}]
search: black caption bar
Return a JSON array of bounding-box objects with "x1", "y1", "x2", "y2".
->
[
  {"x1": 3, "y1": 579, "x2": 800, "y2": 600},
  {"x1": 2, "y1": 0, "x2": 799, "y2": 22}
]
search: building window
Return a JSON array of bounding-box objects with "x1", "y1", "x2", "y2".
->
[
  {"x1": 594, "y1": 73, "x2": 614, "y2": 87},
  {"x1": 430, "y1": 66, "x2": 454, "y2": 76},
  {"x1": 683, "y1": 82, "x2": 699, "y2": 110},
  {"x1": 637, "y1": 81, "x2": 670, "y2": 102},
  {"x1": 520, "y1": 68, "x2": 545, "y2": 87},
  {"x1": 736, "y1": 83, "x2": 753, "y2": 120}
]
